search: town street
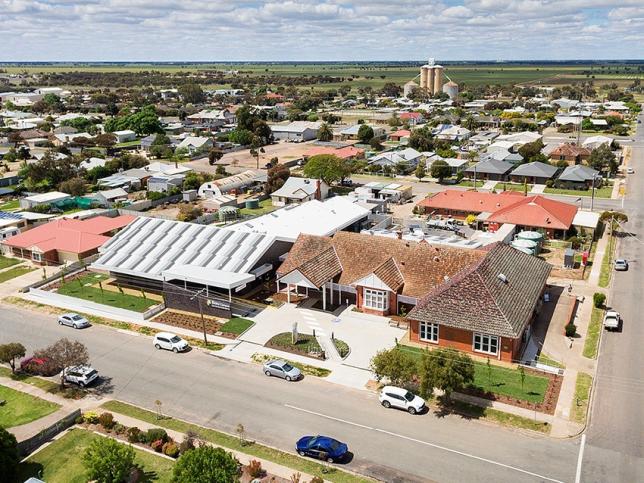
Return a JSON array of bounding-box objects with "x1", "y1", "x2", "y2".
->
[
  {"x1": 581, "y1": 113, "x2": 644, "y2": 482},
  {"x1": 0, "y1": 305, "x2": 579, "y2": 483}
]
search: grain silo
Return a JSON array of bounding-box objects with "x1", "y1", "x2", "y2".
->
[
  {"x1": 404, "y1": 80, "x2": 419, "y2": 97},
  {"x1": 443, "y1": 80, "x2": 459, "y2": 99},
  {"x1": 420, "y1": 67, "x2": 428, "y2": 90},
  {"x1": 433, "y1": 65, "x2": 444, "y2": 95}
]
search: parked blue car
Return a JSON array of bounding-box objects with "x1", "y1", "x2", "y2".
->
[{"x1": 296, "y1": 435, "x2": 348, "y2": 463}]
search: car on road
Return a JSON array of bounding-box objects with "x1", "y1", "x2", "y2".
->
[
  {"x1": 627, "y1": 167, "x2": 635, "y2": 174},
  {"x1": 603, "y1": 310, "x2": 621, "y2": 331},
  {"x1": 614, "y1": 259, "x2": 629, "y2": 271},
  {"x1": 57, "y1": 313, "x2": 90, "y2": 329},
  {"x1": 379, "y1": 386, "x2": 426, "y2": 414},
  {"x1": 263, "y1": 359, "x2": 302, "y2": 381},
  {"x1": 153, "y1": 332, "x2": 189, "y2": 353},
  {"x1": 63, "y1": 365, "x2": 99, "y2": 387},
  {"x1": 296, "y1": 435, "x2": 348, "y2": 463}
]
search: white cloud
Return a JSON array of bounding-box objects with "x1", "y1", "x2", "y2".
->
[{"x1": 0, "y1": 0, "x2": 641, "y2": 60}]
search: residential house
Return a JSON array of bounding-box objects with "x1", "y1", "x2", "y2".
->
[
  {"x1": 113, "y1": 130, "x2": 137, "y2": 144},
  {"x1": 557, "y1": 165, "x2": 601, "y2": 189},
  {"x1": 407, "y1": 243, "x2": 551, "y2": 362},
  {"x1": 433, "y1": 125, "x2": 471, "y2": 142},
  {"x1": 20, "y1": 191, "x2": 71, "y2": 210},
  {"x1": 464, "y1": 158, "x2": 514, "y2": 181},
  {"x1": 369, "y1": 147, "x2": 422, "y2": 169},
  {"x1": 336, "y1": 124, "x2": 386, "y2": 141},
  {"x1": 270, "y1": 121, "x2": 321, "y2": 142},
  {"x1": 271, "y1": 177, "x2": 329, "y2": 206},
  {"x1": 549, "y1": 143, "x2": 591, "y2": 165},
  {"x1": 399, "y1": 112, "x2": 424, "y2": 126},
  {"x1": 92, "y1": 188, "x2": 129, "y2": 206},
  {"x1": 184, "y1": 109, "x2": 236, "y2": 130},
  {"x1": 2, "y1": 215, "x2": 135, "y2": 265},
  {"x1": 176, "y1": 136, "x2": 213, "y2": 155},
  {"x1": 304, "y1": 145, "x2": 365, "y2": 160},
  {"x1": 389, "y1": 129, "x2": 411, "y2": 142},
  {"x1": 427, "y1": 157, "x2": 469, "y2": 176},
  {"x1": 582, "y1": 135, "x2": 613, "y2": 151},
  {"x1": 509, "y1": 162, "x2": 559, "y2": 184}
]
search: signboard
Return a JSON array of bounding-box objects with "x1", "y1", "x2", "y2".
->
[{"x1": 207, "y1": 299, "x2": 230, "y2": 310}]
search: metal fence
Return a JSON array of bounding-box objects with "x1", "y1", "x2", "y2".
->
[{"x1": 17, "y1": 409, "x2": 81, "y2": 457}]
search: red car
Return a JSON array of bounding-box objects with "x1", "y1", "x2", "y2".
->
[{"x1": 20, "y1": 356, "x2": 60, "y2": 377}]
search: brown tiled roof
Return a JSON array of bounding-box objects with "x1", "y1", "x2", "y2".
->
[
  {"x1": 550, "y1": 143, "x2": 591, "y2": 158},
  {"x1": 297, "y1": 246, "x2": 342, "y2": 287},
  {"x1": 372, "y1": 257, "x2": 404, "y2": 291},
  {"x1": 277, "y1": 231, "x2": 485, "y2": 298},
  {"x1": 408, "y1": 243, "x2": 551, "y2": 339}
]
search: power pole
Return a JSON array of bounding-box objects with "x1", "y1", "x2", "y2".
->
[{"x1": 190, "y1": 288, "x2": 208, "y2": 345}]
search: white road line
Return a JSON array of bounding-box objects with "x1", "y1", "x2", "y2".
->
[
  {"x1": 285, "y1": 404, "x2": 565, "y2": 483},
  {"x1": 575, "y1": 433, "x2": 586, "y2": 483}
]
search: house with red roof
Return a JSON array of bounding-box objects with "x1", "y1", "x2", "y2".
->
[
  {"x1": 399, "y1": 112, "x2": 424, "y2": 126},
  {"x1": 389, "y1": 129, "x2": 411, "y2": 142},
  {"x1": 303, "y1": 145, "x2": 365, "y2": 160},
  {"x1": 417, "y1": 190, "x2": 579, "y2": 238},
  {"x1": 2, "y1": 215, "x2": 136, "y2": 265}
]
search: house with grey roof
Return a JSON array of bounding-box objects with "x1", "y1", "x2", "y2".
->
[
  {"x1": 510, "y1": 162, "x2": 559, "y2": 184},
  {"x1": 270, "y1": 121, "x2": 321, "y2": 142},
  {"x1": 369, "y1": 148, "x2": 422, "y2": 169},
  {"x1": 271, "y1": 177, "x2": 329, "y2": 206},
  {"x1": 464, "y1": 158, "x2": 514, "y2": 181},
  {"x1": 557, "y1": 165, "x2": 600, "y2": 189}
]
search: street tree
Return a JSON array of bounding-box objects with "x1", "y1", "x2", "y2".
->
[
  {"x1": 302, "y1": 154, "x2": 351, "y2": 185},
  {"x1": 0, "y1": 342, "x2": 26, "y2": 373},
  {"x1": 172, "y1": 446, "x2": 240, "y2": 483},
  {"x1": 370, "y1": 348, "x2": 416, "y2": 387},
  {"x1": 415, "y1": 159, "x2": 426, "y2": 181},
  {"x1": 420, "y1": 348, "x2": 475, "y2": 401},
  {"x1": 589, "y1": 144, "x2": 618, "y2": 175},
  {"x1": 430, "y1": 159, "x2": 452, "y2": 183},
  {"x1": 265, "y1": 163, "x2": 290, "y2": 194},
  {"x1": 599, "y1": 211, "x2": 628, "y2": 234},
  {"x1": 35, "y1": 338, "x2": 89, "y2": 388},
  {"x1": 82, "y1": 437, "x2": 135, "y2": 483},
  {"x1": 316, "y1": 123, "x2": 333, "y2": 142},
  {"x1": 0, "y1": 427, "x2": 19, "y2": 482},
  {"x1": 208, "y1": 148, "x2": 224, "y2": 166}
]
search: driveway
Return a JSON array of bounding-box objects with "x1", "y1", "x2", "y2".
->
[{"x1": 241, "y1": 303, "x2": 405, "y2": 369}]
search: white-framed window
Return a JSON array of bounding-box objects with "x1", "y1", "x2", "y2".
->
[
  {"x1": 473, "y1": 333, "x2": 499, "y2": 355},
  {"x1": 363, "y1": 288, "x2": 389, "y2": 311},
  {"x1": 419, "y1": 322, "x2": 439, "y2": 343},
  {"x1": 31, "y1": 252, "x2": 42, "y2": 262}
]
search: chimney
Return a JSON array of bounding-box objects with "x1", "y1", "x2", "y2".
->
[{"x1": 315, "y1": 179, "x2": 321, "y2": 200}]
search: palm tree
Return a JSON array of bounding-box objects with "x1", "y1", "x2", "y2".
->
[{"x1": 317, "y1": 123, "x2": 333, "y2": 142}]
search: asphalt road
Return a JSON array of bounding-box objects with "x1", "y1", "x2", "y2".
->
[
  {"x1": 581, "y1": 113, "x2": 644, "y2": 482},
  {"x1": 0, "y1": 305, "x2": 580, "y2": 483}
]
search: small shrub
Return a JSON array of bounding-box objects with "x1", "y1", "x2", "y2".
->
[
  {"x1": 151, "y1": 439, "x2": 164, "y2": 452},
  {"x1": 82, "y1": 411, "x2": 99, "y2": 424},
  {"x1": 248, "y1": 459, "x2": 263, "y2": 478},
  {"x1": 310, "y1": 477, "x2": 324, "y2": 483},
  {"x1": 113, "y1": 423, "x2": 126, "y2": 435},
  {"x1": 126, "y1": 427, "x2": 141, "y2": 443},
  {"x1": 565, "y1": 323, "x2": 577, "y2": 337},
  {"x1": 179, "y1": 438, "x2": 195, "y2": 454},
  {"x1": 143, "y1": 428, "x2": 168, "y2": 444},
  {"x1": 163, "y1": 442, "x2": 180, "y2": 458},
  {"x1": 98, "y1": 412, "x2": 115, "y2": 430},
  {"x1": 74, "y1": 415, "x2": 84, "y2": 425},
  {"x1": 593, "y1": 292, "x2": 606, "y2": 308}
]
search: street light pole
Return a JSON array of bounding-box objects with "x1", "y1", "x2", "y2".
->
[
  {"x1": 190, "y1": 288, "x2": 208, "y2": 345},
  {"x1": 590, "y1": 174, "x2": 600, "y2": 212}
]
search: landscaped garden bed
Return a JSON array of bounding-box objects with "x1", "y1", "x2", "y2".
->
[
  {"x1": 251, "y1": 353, "x2": 331, "y2": 377},
  {"x1": 266, "y1": 332, "x2": 325, "y2": 360},
  {"x1": 152, "y1": 310, "x2": 224, "y2": 336}
]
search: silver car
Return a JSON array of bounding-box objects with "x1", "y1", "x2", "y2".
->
[
  {"x1": 263, "y1": 359, "x2": 302, "y2": 381},
  {"x1": 58, "y1": 313, "x2": 90, "y2": 329}
]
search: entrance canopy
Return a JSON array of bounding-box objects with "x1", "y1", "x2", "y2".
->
[{"x1": 162, "y1": 265, "x2": 255, "y2": 290}]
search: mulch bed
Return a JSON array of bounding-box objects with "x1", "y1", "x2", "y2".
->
[
  {"x1": 272, "y1": 292, "x2": 306, "y2": 304},
  {"x1": 461, "y1": 368, "x2": 563, "y2": 415},
  {"x1": 152, "y1": 311, "x2": 224, "y2": 336},
  {"x1": 265, "y1": 337, "x2": 326, "y2": 361}
]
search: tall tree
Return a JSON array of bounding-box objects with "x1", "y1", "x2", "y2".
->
[
  {"x1": 357, "y1": 124, "x2": 375, "y2": 144},
  {"x1": 419, "y1": 348, "x2": 475, "y2": 400},
  {"x1": 430, "y1": 159, "x2": 451, "y2": 183},
  {"x1": 82, "y1": 437, "x2": 135, "y2": 483},
  {"x1": 589, "y1": 144, "x2": 617, "y2": 175},
  {"x1": 265, "y1": 163, "x2": 290, "y2": 194},
  {"x1": 303, "y1": 154, "x2": 351, "y2": 185},
  {"x1": 0, "y1": 343, "x2": 26, "y2": 374},
  {"x1": 172, "y1": 446, "x2": 240, "y2": 483},
  {"x1": 370, "y1": 348, "x2": 416, "y2": 386},
  {"x1": 178, "y1": 83, "x2": 206, "y2": 104},
  {"x1": 317, "y1": 123, "x2": 333, "y2": 142},
  {"x1": 35, "y1": 338, "x2": 89, "y2": 388},
  {"x1": 415, "y1": 159, "x2": 427, "y2": 181},
  {"x1": 0, "y1": 427, "x2": 19, "y2": 483}
]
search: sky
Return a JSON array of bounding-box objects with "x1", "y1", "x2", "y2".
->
[{"x1": 1, "y1": 0, "x2": 643, "y2": 61}]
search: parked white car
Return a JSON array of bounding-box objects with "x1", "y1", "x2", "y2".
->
[
  {"x1": 64, "y1": 365, "x2": 99, "y2": 387},
  {"x1": 627, "y1": 167, "x2": 635, "y2": 174},
  {"x1": 614, "y1": 259, "x2": 628, "y2": 271},
  {"x1": 603, "y1": 310, "x2": 621, "y2": 331},
  {"x1": 153, "y1": 332, "x2": 189, "y2": 353},
  {"x1": 57, "y1": 313, "x2": 90, "y2": 329},
  {"x1": 379, "y1": 386, "x2": 426, "y2": 415}
]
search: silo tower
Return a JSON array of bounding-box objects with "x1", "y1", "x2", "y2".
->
[{"x1": 433, "y1": 65, "x2": 444, "y2": 95}]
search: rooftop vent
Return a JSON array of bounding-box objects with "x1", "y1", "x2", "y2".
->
[{"x1": 497, "y1": 273, "x2": 508, "y2": 284}]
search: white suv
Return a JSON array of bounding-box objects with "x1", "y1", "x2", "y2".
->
[
  {"x1": 153, "y1": 332, "x2": 189, "y2": 353},
  {"x1": 379, "y1": 386, "x2": 426, "y2": 415},
  {"x1": 64, "y1": 365, "x2": 99, "y2": 387}
]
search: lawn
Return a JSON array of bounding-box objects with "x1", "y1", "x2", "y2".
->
[
  {"x1": 447, "y1": 399, "x2": 550, "y2": 433},
  {"x1": 536, "y1": 352, "x2": 565, "y2": 369},
  {"x1": 544, "y1": 185, "x2": 613, "y2": 198},
  {"x1": 239, "y1": 198, "x2": 276, "y2": 216},
  {"x1": 572, "y1": 372, "x2": 593, "y2": 424},
  {"x1": 57, "y1": 275, "x2": 158, "y2": 312},
  {"x1": 0, "y1": 266, "x2": 35, "y2": 283},
  {"x1": 219, "y1": 317, "x2": 254, "y2": 335},
  {"x1": 454, "y1": 179, "x2": 484, "y2": 188},
  {"x1": 598, "y1": 233, "x2": 616, "y2": 288},
  {"x1": 0, "y1": 384, "x2": 60, "y2": 428},
  {"x1": 396, "y1": 345, "x2": 550, "y2": 403},
  {"x1": 102, "y1": 401, "x2": 368, "y2": 483},
  {"x1": 583, "y1": 306, "x2": 604, "y2": 359},
  {"x1": 0, "y1": 199, "x2": 20, "y2": 211},
  {"x1": 0, "y1": 255, "x2": 22, "y2": 270},
  {"x1": 0, "y1": 366, "x2": 60, "y2": 393},
  {"x1": 267, "y1": 332, "x2": 323, "y2": 355},
  {"x1": 114, "y1": 139, "x2": 142, "y2": 148},
  {"x1": 495, "y1": 182, "x2": 532, "y2": 193},
  {"x1": 18, "y1": 428, "x2": 174, "y2": 483}
]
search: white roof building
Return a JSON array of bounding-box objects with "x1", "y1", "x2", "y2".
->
[{"x1": 582, "y1": 135, "x2": 613, "y2": 150}]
